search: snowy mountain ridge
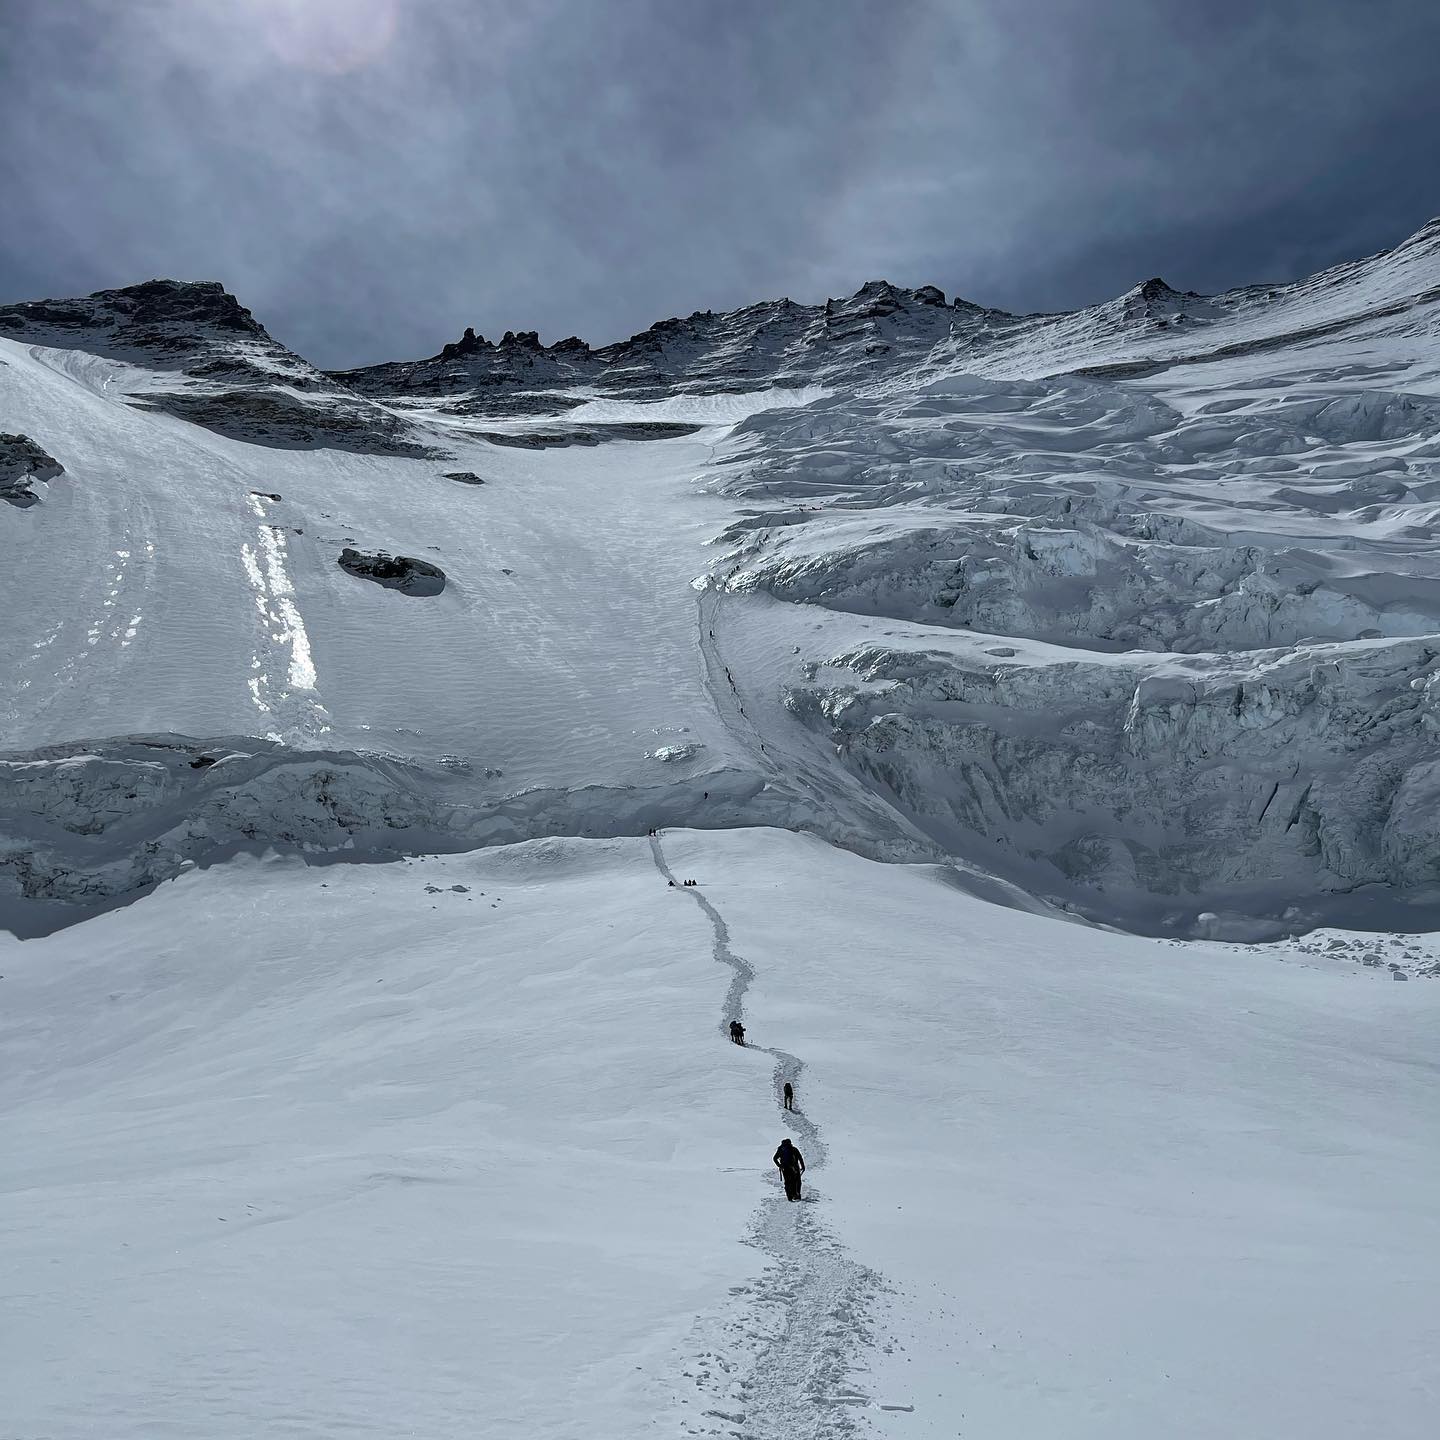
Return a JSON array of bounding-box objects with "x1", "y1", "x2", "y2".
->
[
  {"x1": 0, "y1": 279, "x2": 437, "y2": 455},
  {"x1": 332, "y1": 278, "x2": 973, "y2": 411},
  {"x1": 329, "y1": 215, "x2": 1440, "y2": 408},
  {"x1": 3, "y1": 216, "x2": 1440, "y2": 940},
  {"x1": 9, "y1": 209, "x2": 1435, "y2": 417}
]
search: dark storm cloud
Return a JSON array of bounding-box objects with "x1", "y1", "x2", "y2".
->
[{"x1": 1, "y1": 0, "x2": 1436, "y2": 368}]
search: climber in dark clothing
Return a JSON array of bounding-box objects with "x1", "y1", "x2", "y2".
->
[
  {"x1": 782, "y1": 1081, "x2": 794, "y2": 1111},
  {"x1": 729, "y1": 1019, "x2": 745, "y2": 1045},
  {"x1": 773, "y1": 1138, "x2": 805, "y2": 1201}
]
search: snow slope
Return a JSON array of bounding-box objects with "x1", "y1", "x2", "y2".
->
[
  {"x1": 2, "y1": 831, "x2": 1435, "y2": 1438},
  {"x1": 3, "y1": 218, "x2": 1440, "y2": 1436}
]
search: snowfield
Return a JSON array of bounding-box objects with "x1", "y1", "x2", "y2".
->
[
  {"x1": 2, "y1": 833, "x2": 1435, "y2": 1438},
  {"x1": 3, "y1": 220, "x2": 1439, "y2": 1436}
]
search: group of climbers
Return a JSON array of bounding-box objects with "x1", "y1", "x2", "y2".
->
[
  {"x1": 658, "y1": 828, "x2": 809, "y2": 1203},
  {"x1": 732, "y1": 1019, "x2": 806, "y2": 1199}
]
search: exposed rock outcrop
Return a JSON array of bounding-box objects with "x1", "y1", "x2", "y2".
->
[
  {"x1": 330, "y1": 280, "x2": 987, "y2": 415},
  {"x1": 134, "y1": 386, "x2": 439, "y2": 457},
  {"x1": 337, "y1": 548, "x2": 447, "y2": 596},
  {"x1": 0, "y1": 433, "x2": 64, "y2": 507},
  {"x1": 0, "y1": 278, "x2": 267, "y2": 353},
  {"x1": 478, "y1": 422, "x2": 701, "y2": 448}
]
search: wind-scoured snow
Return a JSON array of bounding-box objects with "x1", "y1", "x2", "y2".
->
[{"x1": 3, "y1": 218, "x2": 1439, "y2": 1436}]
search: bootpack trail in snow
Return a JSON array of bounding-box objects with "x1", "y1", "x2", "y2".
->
[{"x1": 648, "y1": 833, "x2": 886, "y2": 1438}]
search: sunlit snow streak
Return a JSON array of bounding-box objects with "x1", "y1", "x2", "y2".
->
[
  {"x1": 256, "y1": 524, "x2": 318, "y2": 692},
  {"x1": 240, "y1": 542, "x2": 266, "y2": 591},
  {"x1": 240, "y1": 495, "x2": 327, "y2": 735}
]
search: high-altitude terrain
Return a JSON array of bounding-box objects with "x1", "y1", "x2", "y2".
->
[{"x1": 2, "y1": 222, "x2": 1438, "y2": 1438}]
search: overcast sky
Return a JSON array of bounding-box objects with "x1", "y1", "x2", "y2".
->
[{"x1": 2, "y1": 0, "x2": 1437, "y2": 368}]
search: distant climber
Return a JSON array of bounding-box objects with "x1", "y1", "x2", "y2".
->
[
  {"x1": 782, "y1": 1081, "x2": 794, "y2": 1111},
  {"x1": 773, "y1": 1137, "x2": 805, "y2": 1201},
  {"x1": 729, "y1": 1020, "x2": 745, "y2": 1045}
]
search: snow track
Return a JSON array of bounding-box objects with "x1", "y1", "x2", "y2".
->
[{"x1": 650, "y1": 832, "x2": 880, "y2": 1438}]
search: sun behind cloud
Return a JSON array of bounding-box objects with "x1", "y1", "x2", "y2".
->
[{"x1": 250, "y1": 0, "x2": 400, "y2": 75}]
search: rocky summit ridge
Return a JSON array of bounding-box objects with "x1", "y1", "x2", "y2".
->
[
  {"x1": 329, "y1": 278, "x2": 989, "y2": 412},
  {"x1": 2, "y1": 214, "x2": 1437, "y2": 421}
]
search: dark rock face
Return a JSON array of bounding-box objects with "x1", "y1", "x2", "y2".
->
[
  {"x1": 1118, "y1": 277, "x2": 1209, "y2": 325},
  {"x1": 0, "y1": 433, "x2": 64, "y2": 508},
  {"x1": 449, "y1": 391, "x2": 588, "y2": 416},
  {"x1": 330, "y1": 279, "x2": 980, "y2": 416},
  {"x1": 600, "y1": 422, "x2": 703, "y2": 441},
  {"x1": 439, "y1": 326, "x2": 485, "y2": 361},
  {"x1": 848, "y1": 280, "x2": 908, "y2": 318},
  {"x1": 1137, "y1": 277, "x2": 1180, "y2": 304},
  {"x1": 0, "y1": 279, "x2": 266, "y2": 354},
  {"x1": 479, "y1": 430, "x2": 600, "y2": 449},
  {"x1": 337, "y1": 548, "x2": 447, "y2": 597},
  {"x1": 442, "y1": 471, "x2": 486, "y2": 485},
  {"x1": 478, "y1": 421, "x2": 702, "y2": 449},
  {"x1": 91, "y1": 278, "x2": 267, "y2": 337},
  {"x1": 135, "y1": 388, "x2": 440, "y2": 457}
]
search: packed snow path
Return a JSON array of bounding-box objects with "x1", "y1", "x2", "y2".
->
[{"x1": 649, "y1": 832, "x2": 880, "y2": 1437}]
